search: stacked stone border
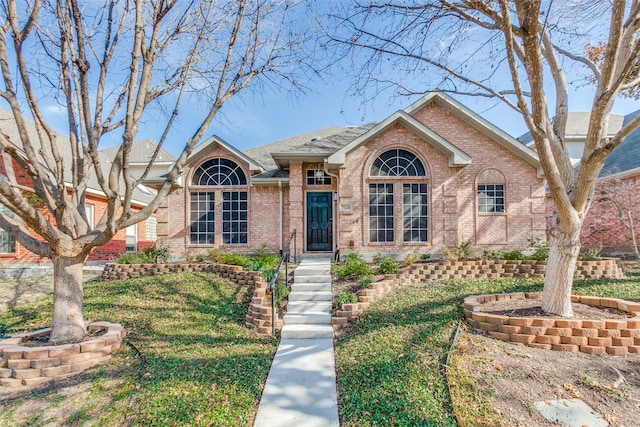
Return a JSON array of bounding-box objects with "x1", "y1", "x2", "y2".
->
[
  {"x1": 464, "y1": 292, "x2": 640, "y2": 356},
  {"x1": 331, "y1": 258, "x2": 630, "y2": 349},
  {"x1": 0, "y1": 322, "x2": 124, "y2": 388},
  {"x1": 102, "y1": 262, "x2": 282, "y2": 334}
]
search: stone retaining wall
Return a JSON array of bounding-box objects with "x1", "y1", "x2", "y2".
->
[
  {"x1": 102, "y1": 262, "x2": 282, "y2": 334},
  {"x1": 332, "y1": 258, "x2": 626, "y2": 327},
  {"x1": 463, "y1": 293, "x2": 640, "y2": 356},
  {"x1": 0, "y1": 322, "x2": 124, "y2": 388}
]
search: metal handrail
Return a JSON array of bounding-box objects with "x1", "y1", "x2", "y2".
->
[{"x1": 269, "y1": 229, "x2": 298, "y2": 335}]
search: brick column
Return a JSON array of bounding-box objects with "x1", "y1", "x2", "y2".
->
[{"x1": 289, "y1": 162, "x2": 304, "y2": 249}]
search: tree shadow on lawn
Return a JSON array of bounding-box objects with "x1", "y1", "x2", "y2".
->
[
  {"x1": 335, "y1": 279, "x2": 546, "y2": 426},
  {"x1": 0, "y1": 346, "x2": 275, "y2": 427},
  {"x1": 335, "y1": 274, "x2": 640, "y2": 426}
]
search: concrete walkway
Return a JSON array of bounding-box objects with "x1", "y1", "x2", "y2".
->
[{"x1": 253, "y1": 257, "x2": 339, "y2": 427}]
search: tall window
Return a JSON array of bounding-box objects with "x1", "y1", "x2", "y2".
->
[
  {"x1": 222, "y1": 191, "x2": 248, "y2": 244},
  {"x1": 85, "y1": 204, "x2": 94, "y2": 230},
  {"x1": 0, "y1": 204, "x2": 15, "y2": 253},
  {"x1": 369, "y1": 149, "x2": 428, "y2": 243},
  {"x1": 369, "y1": 183, "x2": 394, "y2": 242},
  {"x1": 190, "y1": 158, "x2": 248, "y2": 245},
  {"x1": 146, "y1": 216, "x2": 158, "y2": 241},
  {"x1": 190, "y1": 191, "x2": 215, "y2": 244},
  {"x1": 478, "y1": 184, "x2": 505, "y2": 213},
  {"x1": 403, "y1": 183, "x2": 428, "y2": 242},
  {"x1": 126, "y1": 224, "x2": 137, "y2": 252}
]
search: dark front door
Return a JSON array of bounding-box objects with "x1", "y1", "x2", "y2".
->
[{"x1": 307, "y1": 192, "x2": 333, "y2": 252}]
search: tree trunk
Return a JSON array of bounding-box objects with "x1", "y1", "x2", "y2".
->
[
  {"x1": 50, "y1": 254, "x2": 87, "y2": 344},
  {"x1": 541, "y1": 228, "x2": 581, "y2": 317}
]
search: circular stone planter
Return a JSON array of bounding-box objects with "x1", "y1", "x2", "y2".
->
[
  {"x1": 0, "y1": 321, "x2": 125, "y2": 388},
  {"x1": 463, "y1": 293, "x2": 640, "y2": 356}
]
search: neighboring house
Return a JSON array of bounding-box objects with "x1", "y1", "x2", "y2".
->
[
  {"x1": 521, "y1": 110, "x2": 640, "y2": 254},
  {"x1": 0, "y1": 109, "x2": 172, "y2": 263},
  {"x1": 156, "y1": 92, "x2": 545, "y2": 260}
]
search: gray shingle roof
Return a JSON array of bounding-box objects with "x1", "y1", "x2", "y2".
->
[
  {"x1": 243, "y1": 124, "x2": 377, "y2": 175},
  {"x1": 517, "y1": 112, "x2": 625, "y2": 145},
  {"x1": 99, "y1": 139, "x2": 176, "y2": 163},
  {"x1": 601, "y1": 109, "x2": 640, "y2": 177},
  {"x1": 0, "y1": 108, "x2": 157, "y2": 204}
]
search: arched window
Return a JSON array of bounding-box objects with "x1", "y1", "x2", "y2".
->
[
  {"x1": 368, "y1": 149, "x2": 428, "y2": 243},
  {"x1": 370, "y1": 149, "x2": 426, "y2": 177},
  {"x1": 192, "y1": 158, "x2": 247, "y2": 186},
  {"x1": 189, "y1": 158, "x2": 248, "y2": 245}
]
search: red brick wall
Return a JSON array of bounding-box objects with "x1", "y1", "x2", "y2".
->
[
  {"x1": 337, "y1": 102, "x2": 545, "y2": 258},
  {"x1": 159, "y1": 147, "x2": 288, "y2": 259},
  {"x1": 157, "y1": 101, "x2": 546, "y2": 260},
  {"x1": 0, "y1": 158, "x2": 156, "y2": 263},
  {"x1": 546, "y1": 172, "x2": 640, "y2": 251}
]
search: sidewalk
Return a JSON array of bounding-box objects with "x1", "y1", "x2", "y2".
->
[{"x1": 253, "y1": 258, "x2": 339, "y2": 427}]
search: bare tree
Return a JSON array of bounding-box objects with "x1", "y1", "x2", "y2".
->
[
  {"x1": 324, "y1": 0, "x2": 640, "y2": 317},
  {"x1": 0, "y1": 0, "x2": 315, "y2": 343}
]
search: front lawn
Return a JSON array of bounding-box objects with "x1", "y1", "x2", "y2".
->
[
  {"x1": 0, "y1": 272, "x2": 277, "y2": 426},
  {"x1": 335, "y1": 270, "x2": 640, "y2": 426}
]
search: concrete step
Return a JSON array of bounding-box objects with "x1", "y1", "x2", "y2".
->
[
  {"x1": 294, "y1": 266, "x2": 331, "y2": 276},
  {"x1": 291, "y1": 282, "x2": 332, "y2": 292},
  {"x1": 287, "y1": 301, "x2": 332, "y2": 313},
  {"x1": 294, "y1": 275, "x2": 330, "y2": 283},
  {"x1": 280, "y1": 324, "x2": 334, "y2": 339},
  {"x1": 283, "y1": 312, "x2": 332, "y2": 325},
  {"x1": 288, "y1": 291, "x2": 332, "y2": 302}
]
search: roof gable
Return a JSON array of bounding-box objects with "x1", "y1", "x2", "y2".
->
[
  {"x1": 327, "y1": 110, "x2": 472, "y2": 167},
  {"x1": 405, "y1": 92, "x2": 541, "y2": 175},
  {"x1": 188, "y1": 135, "x2": 263, "y2": 173}
]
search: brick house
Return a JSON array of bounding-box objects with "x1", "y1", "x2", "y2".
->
[
  {"x1": 0, "y1": 109, "x2": 169, "y2": 264},
  {"x1": 537, "y1": 110, "x2": 640, "y2": 254},
  {"x1": 157, "y1": 92, "x2": 545, "y2": 260}
]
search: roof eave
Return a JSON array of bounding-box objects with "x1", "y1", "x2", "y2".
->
[
  {"x1": 187, "y1": 135, "x2": 264, "y2": 173},
  {"x1": 271, "y1": 153, "x2": 332, "y2": 169}
]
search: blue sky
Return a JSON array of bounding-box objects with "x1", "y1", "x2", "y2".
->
[{"x1": 145, "y1": 79, "x2": 640, "y2": 157}]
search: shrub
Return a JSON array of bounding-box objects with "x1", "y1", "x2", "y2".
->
[
  {"x1": 261, "y1": 268, "x2": 278, "y2": 283},
  {"x1": 420, "y1": 253, "x2": 431, "y2": 261},
  {"x1": 443, "y1": 240, "x2": 472, "y2": 261},
  {"x1": 273, "y1": 284, "x2": 289, "y2": 307},
  {"x1": 403, "y1": 253, "x2": 420, "y2": 266},
  {"x1": 499, "y1": 250, "x2": 525, "y2": 260},
  {"x1": 527, "y1": 238, "x2": 550, "y2": 261},
  {"x1": 582, "y1": 247, "x2": 602, "y2": 261},
  {"x1": 334, "y1": 252, "x2": 373, "y2": 278},
  {"x1": 218, "y1": 252, "x2": 249, "y2": 267},
  {"x1": 336, "y1": 292, "x2": 357, "y2": 309},
  {"x1": 377, "y1": 256, "x2": 399, "y2": 274},
  {"x1": 357, "y1": 276, "x2": 373, "y2": 290},
  {"x1": 114, "y1": 245, "x2": 170, "y2": 264}
]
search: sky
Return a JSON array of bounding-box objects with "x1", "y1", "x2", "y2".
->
[
  {"x1": 145, "y1": 79, "x2": 640, "y2": 157},
  {"x1": 20, "y1": 0, "x2": 640, "y2": 157}
]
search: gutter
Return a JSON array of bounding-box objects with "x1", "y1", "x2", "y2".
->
[
  {"x1": 278, "y1": 180, "x2": 283, "y2": 252},
  {"x1": 324, "y1": 161, "x2": 340, "y2": 260}
]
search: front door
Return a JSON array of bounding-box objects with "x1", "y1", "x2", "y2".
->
[{"x1": 306, "y1": 192, "x2": 333, "y2": 252}]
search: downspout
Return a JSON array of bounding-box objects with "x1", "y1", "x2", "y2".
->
[
  {"x1": 324, "y1": 162, "x2": 339, "y2": 261},
  {"x1": 279, "y1": 180, "x2": 283, "y2": 253}
]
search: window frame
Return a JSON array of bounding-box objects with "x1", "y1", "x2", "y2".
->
[
  {"x1": 188, "y1": 157, "x2": 250, "y2": 246},
  {"x1": 477, "y1": 183, "x2": 505, "y2": 214},
  {"x1": 402, "y1": 183, "x2": 428, "y2": 242},
  {"x1": 0, "y1": 204, "x2": 16, "y2": 254}
]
